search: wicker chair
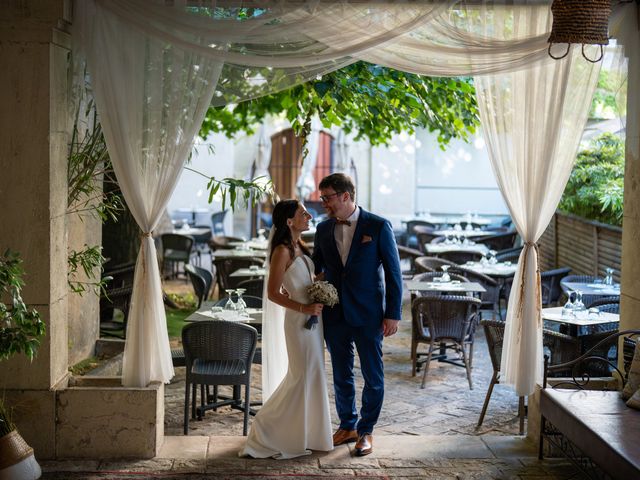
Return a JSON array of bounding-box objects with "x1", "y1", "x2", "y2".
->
[
  {"x1": 449, "y1": 266, "x2": 501, "y2": 320},
  {"x1": 476, "y1": 320, "x2": 526, "y2": 435},
  {"x1": 560, "y1": 274, "x2": 598, "y2": 306},
  {"x1": 397, "y1": 245, "x2": 424, "y2": 277},
  {"x1": 185, "y1": 264, "x2": 214, "y2": 308},
  {"x1": 437, "y1": 250, "x2": 484, "y2": 265},
  {"x1": 210, "y1": 210, "x2": 228, "y2": 236},
  {"x1": 413, "y1": 225, "x2": 441, "y2": 253},
  {"x1": 100, "y1": 262, "x2": 136, "y2": 338},
  {"x1": 542, "y1": 328, "x2": 581, "y2": 377},
  {"x1": 587, "y1": 296, "x2": 619, "y2": 311},
  {"x1": 235, "y1": 277, "x2": 264, "y2": 298},
  {"x1": 182, "y1": 320, "x2": 257, "y2": 435},
  {"x1": 191, "y1": 225, "x2": 213, "y2": 266},
  {"x1": 495, "y1": 246, "x2": 523, "y2": 263},
  {"x1": 411, "y1": 295, "x2": 481, "y2": 389},
  {"x1": 208, "y1": 235, "x2": 246, "y2": 252},
  {"x1": 540, "y1": 267, "x2": 572, "y2": 306},
  {"x1": 414, "y1": 256, "x2": 458, "y2": 273},
  {"x1": 404, "y1": 220, "x2": 438, "y2": 247},
  {"x1": 473, "y1": 230, "x2": 519, "y2": 251},
  {"x1": 213, "y1": 257, "x2": 264, "y2": 293},
  {"x1": 161, "y1": 233, "x2": 194, "y2": 279}
]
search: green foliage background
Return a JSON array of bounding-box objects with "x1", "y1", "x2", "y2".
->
[
  {"x1": 201, "y1": 62, "x2": 479, "y2": 149},
  {"x1": 559, "y1": 133, "x2": 624, "y2": 227}
]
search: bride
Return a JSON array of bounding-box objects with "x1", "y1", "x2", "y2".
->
[{"x1": 240, "y1": 199, "x2": 333, "y2": 459}]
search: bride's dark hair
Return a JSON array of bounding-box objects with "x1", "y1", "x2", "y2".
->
[{"x1": 270, "y1": 199, "x2": 311, "y2": 261}]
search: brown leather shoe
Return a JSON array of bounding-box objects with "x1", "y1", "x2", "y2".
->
[
  {"x1": 333, "y1": 428, "x2": 358, "y2": 446},
  {"x1": 354, "y1": 433, "x2": 373, "y2": 456}
]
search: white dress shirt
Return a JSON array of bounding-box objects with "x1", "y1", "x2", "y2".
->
[{"x1": 334, "y1": 205, "x2": 360, "y2": 266}]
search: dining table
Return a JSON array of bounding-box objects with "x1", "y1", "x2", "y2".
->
[
  {"x1": 230, "y1": 267, "x2": 267, "y2": 278},
  {"x1": 171, "y1": 226, "x2": 211, "y2": 237},
  {"x1": 560, "y1": 281, "x2": 621, "y2": 298},
  {"x1": 542, "y1": 306, "x2": 619, "y2": 337},
  {"x1": 184, "y1": 300, "x2": 263, "y2": 328},
  {"x1": 405, "y1": 279, "x2": 486, "y2": 294},
  {"x1": 211, "y1": 248, "x2": 267, "y2": 259},
  {"x1": 424, "y1": 243, "x2": 490, "y2": 256},
  {"x1": 434, "y1": 229, "x2": 494, "y2": 238},
  {"x1": 463, "y1": 260, "x2": 518, "y2": 278},
  {"x1": 404, "y1": 214, "x2": 492, "y2": 227},
  {"x1": 228, "y1": 239, "x2": 270, "y2": 250}
]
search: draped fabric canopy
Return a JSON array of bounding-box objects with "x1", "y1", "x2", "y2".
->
[{"x1": 74, "y1": 0, "x2": 621, "y2": 392}]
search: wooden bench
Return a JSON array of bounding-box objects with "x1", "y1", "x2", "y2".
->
[{"x1": 539, "y1": 330, "x2": 640, "y2": 480}]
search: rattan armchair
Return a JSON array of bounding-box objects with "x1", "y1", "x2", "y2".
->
[
  {"x1": 437, "y1": 249, "x2": 484, "y2": 265},
  {"x1": 161, "y1": 233, "x2": 194, "y2": 279},
  {"x1": 397, "y1": 245, "x2": 424, "y2": 277},
  {"x1": 476, "y1": 320, "x2": 525, "y2": 434},
  {"x1": 587, "y1": 296, "x2": 619, "y2": 310},
  {"x1": 411, "y1": 295, "x2": 481, "y2": 389},
  {"x1": 540, "y1": 267, "x2": 571, "y2": 306},
  {"x1": 414, "y1": 256, "x2": 458, "y2": 273},
  {"x1": 185, "y1": 264, "x2": 214, "y2": 308},
  {"x1": 474, "y1": 230, "x2": 519, "y2": 251},
  {"x1": 235, "y1": 277, "x2": 264, "y2": 298},
  {"x1": 182, "y1": 320, "x2": 257, "y2": 435},
  {"x1": 213, "y1": 256, "x2": 264, "y2": 293},
  {"x1": 449, "y1": 266, "x2": 501, "y2": 320}
]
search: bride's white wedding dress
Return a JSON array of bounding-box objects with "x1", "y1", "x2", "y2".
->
[{"x1": 240, "y1": 255, "x2": 333, "y2": 459}]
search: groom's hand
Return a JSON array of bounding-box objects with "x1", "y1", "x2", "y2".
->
[{"x1": 382, "y1": 319, "x2": 399, "y2": 337}]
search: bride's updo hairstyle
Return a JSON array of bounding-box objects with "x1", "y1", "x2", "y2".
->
[{"x1": 270, "y1": 199, "x2": 311, "y2": 261}]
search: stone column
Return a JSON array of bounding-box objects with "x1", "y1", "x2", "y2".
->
[
  {"x1": 618, "y1": 9, "x2": 640, "y2": 333},
  {"x1": 0, "y1": 0, "x2": 72, "y2": 459}
]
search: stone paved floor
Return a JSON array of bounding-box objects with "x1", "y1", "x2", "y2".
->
[
  {"x1": 164, "y1": 290, "x2": 524, "y2": 437},
  {"x1": 41, "y1": 277, "x2": 587, "y2": 479}
]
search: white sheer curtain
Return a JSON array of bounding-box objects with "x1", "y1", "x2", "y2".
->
[
  {"x1": 73, "y1": 0, "x2": 609, "y2": 391},
  {"x1": 473, "y1": 6, "x2": 601, "y2": 395},
  {"x1": 296, "y1": 117, "x2": 322, "y2": 200},
  {"x1": 75, "y1": 0, "x2": 223, "y2": 386}
]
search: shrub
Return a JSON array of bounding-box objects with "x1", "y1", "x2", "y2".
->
[{"x1": 559, "y1": 133, "x2": 624, "y2": 226}]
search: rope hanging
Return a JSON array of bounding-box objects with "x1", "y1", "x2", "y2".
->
[{"x1": 547, "y1": 0, "x2": 611, "y2": 63}]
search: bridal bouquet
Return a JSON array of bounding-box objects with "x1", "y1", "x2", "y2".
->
[{"x1": 305, "y1": 281, "x2": 339, "y2": 330}]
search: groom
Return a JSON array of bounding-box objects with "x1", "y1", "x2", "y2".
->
[{"x1": 312, "y1": 173, "x2": 402, "y2": 456}]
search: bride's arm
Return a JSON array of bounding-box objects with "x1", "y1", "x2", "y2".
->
[{"x1": 268, "y1": 246, "x2": 323, "y2": 316}]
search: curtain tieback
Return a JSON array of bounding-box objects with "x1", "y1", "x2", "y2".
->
[
  {"x1": 516, "y1": 241, "x2": 542, "y2": 331},
  {"x1": 141, "y1": 231, "x2": 153, "y2": 238}
]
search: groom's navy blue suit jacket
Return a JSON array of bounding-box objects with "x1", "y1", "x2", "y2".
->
[{"x1": 312, "y1": 208, "x2": 402, "y2": 327}]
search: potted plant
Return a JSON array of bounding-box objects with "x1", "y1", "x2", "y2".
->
[{"x1": 0, "y1": 249, "x2": 45, "y2": 480}]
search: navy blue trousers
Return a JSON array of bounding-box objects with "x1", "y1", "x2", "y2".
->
[{"x1": 324, "y1": 320, "x2": 384, "y2": 435}]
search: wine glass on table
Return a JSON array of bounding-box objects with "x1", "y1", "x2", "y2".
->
[
  {"x1": 441, "y1": 265, "x2": 451, "y2": 283},
  {"x1": 235, "y1": 288, "x2": 247, "y2": 315},
  {"x1": 224, "y1": 289, "x2": 237, "y2": 311}
]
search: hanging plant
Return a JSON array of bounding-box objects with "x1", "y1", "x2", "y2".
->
[{"x1": 0, "y1": 250, "x2": 45, "y2": 361}]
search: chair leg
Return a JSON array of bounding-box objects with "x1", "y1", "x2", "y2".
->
[
  {"x1": 518, "y1": 396, "x2": 526, "y2": 435},
  {"x1": 462, "y1": 344, "x2": 473, "y2": 390},
  {"x1": 191, "y1": 383, "x2": 197, "y2": 420},
  {"x1": 411, "y1": 338, "x2": 418, "y2": 377},
  {"x1": 468, "y1": 341, "x2": 475, "y2": 369},
  {"x1": 476, "y1": 372, "x2": 498, "y2": 429},
  {"x1": 420, "y1": 342, "x2": 435, "y2": 389},
  {"x1": 184, "y1": 379, "x2": 190, "y2": 435},
  {"x1": 243, "y1": 383, "x2": 250, "y2": 436}
]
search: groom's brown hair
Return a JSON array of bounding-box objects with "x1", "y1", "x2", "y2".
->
[{"x1": 319, "y1": 173, "x2": 355, "y2": 201}]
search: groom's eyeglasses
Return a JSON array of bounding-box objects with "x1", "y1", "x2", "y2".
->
[{"x1": 320, "y1": 191, "x2": 344, "y2": 202}]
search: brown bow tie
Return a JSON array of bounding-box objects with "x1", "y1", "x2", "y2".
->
[{"x1": 336, "y1": 219, "x2": 352, "y2": 226}]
